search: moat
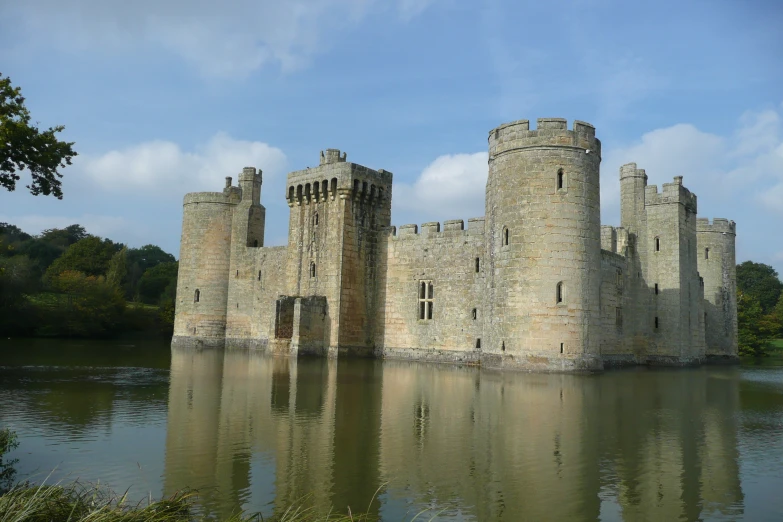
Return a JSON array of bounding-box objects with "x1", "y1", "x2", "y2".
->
[{"x1": 1, "y1": 339, "x2": 781, "y2": 521}]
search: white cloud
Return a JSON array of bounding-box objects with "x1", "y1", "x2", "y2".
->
[
  {"x1": 392, "y1": 152, "x2": 488, "y2": 224},
  {"x1": 4, "y1": 0, "x2": 435, "y2": 77},
  {"x1": 77, "y1": 132, "x2": 288, "y2": 196}
]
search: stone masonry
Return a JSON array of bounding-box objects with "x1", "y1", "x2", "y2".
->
[{"x1": 172, "y1": 119, "x2": 739, "y2": 371}]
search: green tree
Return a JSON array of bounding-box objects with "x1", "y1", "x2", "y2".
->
[
  {"x1": 737, "y1": 261, "x2": 783, "y2": 314},
  {"x1": 138, "y1": 261, "x2": 178, "y2": 304},
  {"x1": 40, "y1": 224, "x2": 88, "y2": 249},
  {"x1": 738, "y1": 291, "x2": 766, "y2": 356},
  {"x1": 0, "y1": 428, "x2": 19, "y2": 494},
  {"x1": 106, "y1": 247, "x2": 128, "y2": 288},
  {"x1": 126, "y1": 245, "x2": 175, "y2": 299},
  {"x1": 0, "y1": 73, "x2": 77, "y2": 199},
  {"x1": 49, "y1": 270, "x2": 126, "y2": 336},
  {"x1": 44, "y1": 236, "x2": 121, "y2": 282}
]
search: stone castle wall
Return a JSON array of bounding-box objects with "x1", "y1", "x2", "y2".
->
[{"x1": 172, "y1": 117, "x2": 738, "y2": 371}]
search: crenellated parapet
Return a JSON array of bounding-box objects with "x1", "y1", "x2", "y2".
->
[
  {"x1": 387, "y1": 217, "x2": 485, "y2": 241},
  {"x1": 488, "y1": 118, "x2": 601, "y2": 161},
  {"x1": 644, "y1": 176, "x2": 697, "y2": 213},
  {"x1": 286, "y1": 150, "x2": 392, "y2": 208},
  {"x1": 696, "y1": 217, "x2": 736, "y2": 235}
]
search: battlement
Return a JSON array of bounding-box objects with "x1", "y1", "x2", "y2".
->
[
  {"x1": 488, "y1": 118, "x2": 600, "y2": 161},
  {"x1": 619, "y1": 163, "x2": 648, "y2": 181},
  {"x1": 183, "y1": 191, "x2": 235, "y2": 206},
  {"x1": 387, "y1": 217, "x2": 485, "y2": 240},
  {"x1": 644, "y1": 176, "x2": 698, "y2": 212},
  {"x1": 287, "y1": 155, "x2": 393, "y2": 206},
  {"x1": 320, "y1": 149, "x2": 347, "y2": 165},
  {"x1": 696, "y1": 217, "x2": 736, "y2": 234},
  {"x1": 238, "y1": 166, "x2": 262, "y2": 183}
]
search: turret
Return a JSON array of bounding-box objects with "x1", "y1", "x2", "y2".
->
[
  {"x1": 697, "y1": 218, "x2": 738, "y2": 359},
  {"x1": 483, "y1": 118, "x2": 603, "y2": 371}
]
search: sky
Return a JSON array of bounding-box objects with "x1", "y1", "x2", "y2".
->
[{"x1": 1, "y1": 0, "x2": 782, "y2": 273}]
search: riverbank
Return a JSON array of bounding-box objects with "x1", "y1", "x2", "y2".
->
[{"x1": 0, "y1": 481, "x2": 381, "y2": 521}]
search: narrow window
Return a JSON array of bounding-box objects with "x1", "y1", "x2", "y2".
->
[
  {"x1": 193, "y1": 327, "x2": 196, "y2": 334},
  {"x1": 475, "y1": 257, "x2": 480, "y2": 273},
  {"x1": 476, "y1": 339, "x2": 481, "y2": 349},
  {"x1": 310, "y1": 262, "x2": 316, "y2": 278},
  {"x1": 654, "y1": 316, "x2": 659, "y2": 329},
  {"x1": 705, "y1": 248, "x2": 709, "y2": 260},
  {"x1": 236, "y1": 270, "x2": 239, "y2": 278},
  {"x1": 556, "y1": 282, "x2": 564, "y2": 304},
  {"x1": 236, "y1": 302, "x2": 239, "y2": 309},
  {"x1": 616, "y1": 307, "x2": 623, "y2": 326},
  {"x1": 503, "y1": 227, "x2": 509, "y2": 246},
  {"x1": 502, "y1": 341, "x2": 506, "y2": 352},
  {"x1": 560, "y1": 343, "x2": 564, "y2": 354},
  {"x1": 616, "y1": 269, "x2": 623, "y2": 290},
  {"x1": 253, "y1": 239, "x2": 258, "y2": 248},
  {"x1": 418, "y1": 281, "x2": 434, "y2": 321},
  {"x1": 194, "y1": 289, "x2": 200, "y2": 303},
  {"x1": 557, "y1": 168, "x2": 564, "y2": 190},
  {"x1": 655, "y1": 237, "x2": 660, "y2": 252},
  {"x1": 472, "y1": 308, "x2": 477, "y2": 320},
  {"x1": 257, "y1": 271, "x2": 262, "y2": 281},
  {"x1": 654, "y1": 283, "x2": 659, "y2": 295},
  {"x1": 704, "y1": 312, "x2": 707, "y2": 329},
  {"x1": 313, "y1": 213, "x2": 319, "y2": 227}
]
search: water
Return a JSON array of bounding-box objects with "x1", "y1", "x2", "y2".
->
[{"x1": 1, "y1": 339, "x2": 782, "y2": 521}]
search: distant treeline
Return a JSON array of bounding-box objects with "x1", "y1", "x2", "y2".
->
[{"x1": 0, "y1": 223, "x2": 177, "y2": 338}]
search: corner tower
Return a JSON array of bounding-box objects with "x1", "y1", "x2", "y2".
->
[
  {"x1": 483, "y1": 118, "x2": 602, "y2": 371},
  {"x1": 697, "y1": 218, "x2": 738, "y2": 360}
]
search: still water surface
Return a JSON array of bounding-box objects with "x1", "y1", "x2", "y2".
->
[{"x1": 1, "y1": 339, "x2": 782, "y2": 521}]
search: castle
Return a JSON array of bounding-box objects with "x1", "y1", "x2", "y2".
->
[{"x1": 172, "y1": 118, "x2": 738, "y2": 371}]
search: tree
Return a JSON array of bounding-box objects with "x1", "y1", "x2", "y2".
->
[
  {"x1": 138, "y1": 261, "x2": 178, "y2": 304},
  {"x1": 126, "y1": 245, "x2": 176, "y2": 299},
  {"x1": 49, "y1": 270, "x2": 126, "y2": 336},
  {"x1": 44, "y1": 236, "x2": 121, "y2": 282},
  {"x1": 737, "y1": 261, "x2": 783, "y2": 314},
  {"x1": 1, "y1": 73, "x2": 77, "y2": 199},
  {"x1": 738, "y1": 291, "x2": 766, "y2": 356},
  {"x1": 106, "y1": 247, "x2": 128, "y2": 288},
  {"x1": 40, "y1": 224, "x2": 88, "y2": 249}
]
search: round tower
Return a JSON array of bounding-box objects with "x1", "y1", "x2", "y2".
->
[
  {"x1": 483, "y1": 118, "x2": 602, "y2": 371},
  {"x1": 696, "y1": 218, "x2": 738, "y2": 360},
  {"x1": 172, "y1": 190, "x2": 237, "y2": 349}
]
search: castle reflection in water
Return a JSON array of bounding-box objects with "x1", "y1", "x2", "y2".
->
[{"x1": 164, "y1": 348, "x2": 744, "y2": 520}]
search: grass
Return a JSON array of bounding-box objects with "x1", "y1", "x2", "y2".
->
[
  {"x1": 0, "y1": 480, "x2": 443, "y2": 522},
  {"x1": 769, "y1": 339, "x2": 783, "y2": 352}
]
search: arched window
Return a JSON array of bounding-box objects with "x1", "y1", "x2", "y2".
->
[
  {"x1": 310, "y1": 262, "x2": 316, "y2": 278},
  {"x1": 705, "y1": 247, "x2": 709, "y2": 260},
  {"x1": 556, "y1": 282, "x2": 565, "y2": 304},
  {"x1": 476, "y1": 338, "x2": 481, "y2": 349},
  {"x1": 557, "y1": 168, "x2": 565, "y2": 190},
  {"x1": 655, "y1": 236, "x2": 660, "y2": 252},
  {"x1": 194, "y1": 289, "x2": 200, "y2": 303}
]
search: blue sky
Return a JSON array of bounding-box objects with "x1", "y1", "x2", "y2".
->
[{"x1": 1, "y1": 0, "x2": 782, "y2": 273}]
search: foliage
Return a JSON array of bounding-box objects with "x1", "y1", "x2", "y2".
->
[
  {"x1": 44, "y1": 236, "x2": 122, "y2": 282},
  {"x1": 43, "y1": 271, "x2": 126, "y2": 337},
  {"x1": 138, "y1": 262, "x2": 178, "y2": 304},
  {"x1": 106, "y1": 247, "x2": 128, "y2": 288},
  {"x1": 736, "y1": 261, "x2": 783, "y2": 315},
  {"x1": 0, "y1": 429, "x2": 19, "y2": 495},
  {"x1": 0, "y1": 479, "x2": 393, "y2": 521},
  {"x1": 126, "y1": 245, "x2": 176, "y2": 300},
  {"x1": 0, "y1": 222, "x2": 178, "y2": 339},
  {"x1": 737, "y1": 291, "x2": 781, "y2": 357},
  {"x1": 0, "y1": 73, "x2": 77, "y2": 199}
]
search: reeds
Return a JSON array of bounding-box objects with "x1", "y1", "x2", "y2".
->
[{"x1": 0, "y1": 480, "x2": 442, "y2": 521}]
